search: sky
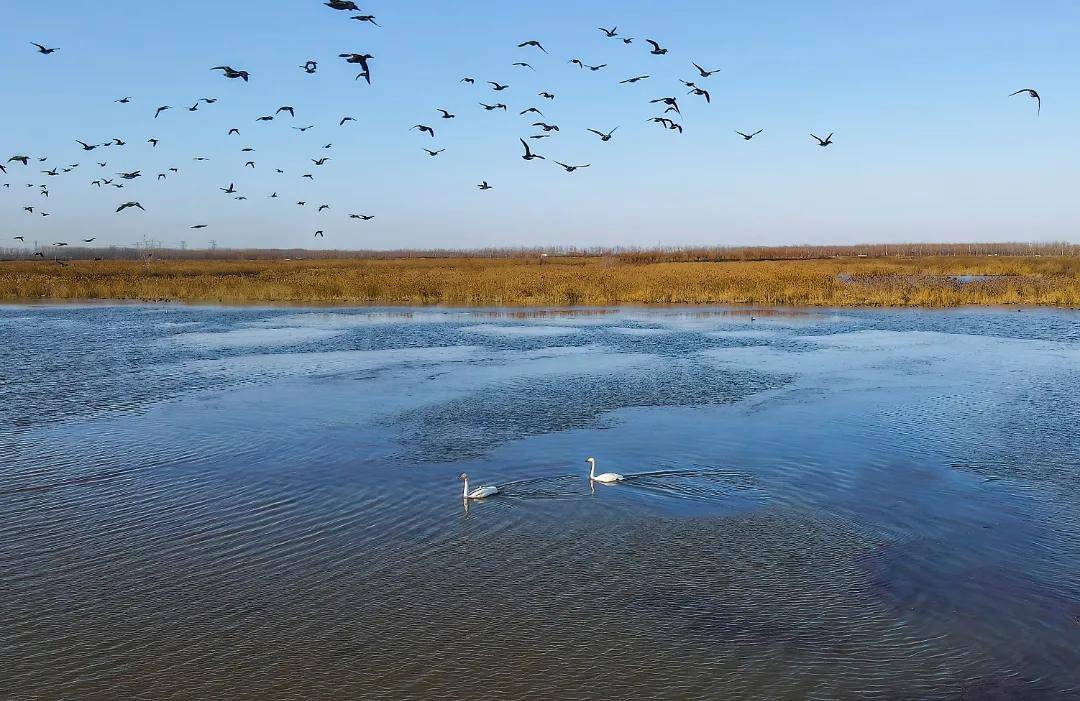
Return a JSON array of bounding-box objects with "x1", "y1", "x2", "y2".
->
[{"x1": 1, "y1": 0, "x2": 1078, "y2": 250}]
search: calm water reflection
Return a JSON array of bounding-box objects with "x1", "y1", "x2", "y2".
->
[{"x1": 2, "y1": 305, "x2": 1079, "y2": 700}]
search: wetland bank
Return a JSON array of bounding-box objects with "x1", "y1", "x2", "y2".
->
[
  {"x1": 2, "y1": 303, "x2": 1079, "y2": 699},
  {"x1": 2, "y1": 250, "x2": 1079, "y2": 307}
]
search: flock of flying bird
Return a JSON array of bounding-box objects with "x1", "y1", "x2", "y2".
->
[{"x1": 7, "y1": 2, "x2": 1044, "y2": 256}]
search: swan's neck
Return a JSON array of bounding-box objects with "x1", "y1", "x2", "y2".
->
[
  {"x1": 462, "y1": 478, "x2": 469, "y2": 499},
  {"x1": 589, "y1": 461, "x2": 596, "y2": 479}
]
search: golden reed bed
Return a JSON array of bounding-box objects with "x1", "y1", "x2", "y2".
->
[{"x1": 1, "y1": 256, "x2": 1079, "y2": 307}]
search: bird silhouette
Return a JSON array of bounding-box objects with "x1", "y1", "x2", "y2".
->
[
  {"x1": 116, "y1": 202, "x2": 145, "y2": 212},
  {"x1": 293, "y1": 125, "x2": 315, "y2": 132},
  {"x1": 350, "y1": 214, "x2": 375, "y2": 220},
  {"x1": 587, "y1": 127, "x2": 619, "y2": 141},
  {"x1": 736, "y1": 129, "x2": 763, "y2": 140},
  {"x1": 650, "y1": 97, "x2": 681, "y2": 114},
  {"x1": 598, "y1": 26, "x2": 618, "y2": 37},
  {"x1": 312, "y1": 157, "x2": 331, "y2": 166},
  {"x1": 477, "y1": 181, "x2": 493, "y2": 190},
  {"x1": 14, "y1": 236, "x2": 24, "y2": 241},
  {"x1": 188, "y1": 102, "x2": 199, "y2": 111},
  {"x1": 539, "y1": 92, "x2": 555, "y2": 99},
  {"x1": 688, "y1": 87, "x2": 711, "y2": 103},
  {"x1": 9, "y1": 156, "x2": 30, "y2": 165},
  {"x1": 423, "y1": 148, "x2": 446, "y2": 156},
  {"x1": 513, "y1": 62, "x2": 535, "y2": 70},
  {"x1": 585, "y1": 63, "x2": 607, "y2": 71},
  {"x1": 461, "y1": 77, "x2": 476, "y2": 84},
  {"x1": 245, "y1": 161, "x2": 255, "y2": 168},
  {"x1": 154, "y1": 106, "x2": 169, "y2": 119},
  {"x1": 811, "y1": 133, "x2": 834, "y2": 147},
  {"x1": 351, "y1": 15, "x2": 380, "y2": 26},
  {"x1": 489, "y1": 81, "x2": 510, "y2": 91},
  {"x1": 521, "y1": 107, "x2": 544, "y2": 116},
  {"x1": 646, "y1": 39, "x2": 668, "y2": 55},
  {"x1": 1009, "y1": 88, "x2": 1041, "y2": 116},
  {"x1": 554, "y1": 161, "x2": 590, "y2": 172},
  {"x1": 115, "y1": 97, "x2": 132, "y2": 104},
  {"x1": 301, "y1": 60, "x2": 318, "y2": 74},
  {"x1": 620, "y1": 75, "x2": 649, "y2": 84},
  {"x1": 82, "y1": 238, "x2": 96, "y2": 243},
  {"x1": 340, "y1": 116, "x2": 357, "y2": 125},
  {"x1": 191, "y1": 224, "x2": 208, "y2": 229},
  {"x1": 318, "y1": 204, "x2": 331, "y2": 212},
  {"x1": 692, "y1": 62, "x2": 720, "y2": 77},
  {"x1": 201, "y1": 98, "x2": 218, "y2": 104},
  {"x1": 212, "y1": 66, "x2": 250, "y2": 81},
  {"x1": 412, "y1": 124, "x2": 436, "y2": 137},
  {"x1": 276, "y1": 106, "x2": 295, "y2": 117},
  {"x1": 480, "y1": 102, "x2": 508, "y2": 111},
  {"x1": 314, "y1": 230, "x2": 325, "y2": 238},
  {"x1": 533, "y1": 122, "x2": 560, "y2": 132},
  {"x1": 520, "y1": 138, "x2": 544, "y2": 161},
  {"x1": 325, "y1": 0, "x2": 360, "y2": 9},
  {"x1": 221, "y1": 183, "x2": 237, "y2": 193},
  {"x1": 437, "y1": 109, "x2": 455, "y2": 119},
  {"x1": 32, "y1": 43, "x2": 59, "y2": 54},
  {"x1": 341, "y1": 54, "x2": 373, "y2": 83},
  {"x1": 518, "y1": 40, "x2": 547, "y2": 53},
  {"x1": 76, "y1": 141, "x2": 98, "y2": 151},
  {"x1": 256, "y1": 115, "x2": 274, "y2": 122}
]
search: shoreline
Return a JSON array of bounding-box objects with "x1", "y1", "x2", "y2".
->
[{"x1": 2, "y1": 256, "x2": 1079, "y2": 308}]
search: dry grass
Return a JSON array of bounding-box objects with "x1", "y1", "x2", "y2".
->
[{"x1": 2, "y1": 255, "x2": 1079, "y2": 307}]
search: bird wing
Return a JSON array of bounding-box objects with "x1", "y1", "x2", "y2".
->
[{"x1": 646, "y1": 39, "x2": 660, "y2": 50}]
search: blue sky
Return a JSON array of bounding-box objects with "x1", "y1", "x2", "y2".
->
[{"x1": 1, "y1": 0, "x2": 1078, "y2": 250}]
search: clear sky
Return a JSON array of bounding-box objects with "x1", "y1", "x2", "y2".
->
[{"x1": 1, "y1": 0, "x2": 1078, "y2": 250}]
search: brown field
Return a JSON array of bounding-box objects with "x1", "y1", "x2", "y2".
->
[{"x1": 2, "y1": 253, "x2": 1080, "y2": 307}]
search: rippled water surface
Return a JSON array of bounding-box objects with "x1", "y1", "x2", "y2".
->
[{"x1": 2, "y1": 305, "x2": 1080, "y2": 700}]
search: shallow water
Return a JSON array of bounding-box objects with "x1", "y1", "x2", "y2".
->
[{"x1": 2, "y1": 305, "x2": 1079, "y2": 700}]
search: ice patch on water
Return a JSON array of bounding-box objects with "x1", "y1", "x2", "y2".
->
[
  {"x1": 168, "y1": 327, "x2": 345, "y2": 348},
  {"x1": 462, "y1": 325, "x2": 582, "y2": 337},
  {"x1": 609, "y1": 327, "x2": 676, "y2": 336},
  {"x1": 176, "y1": 346, "x2": 483, "y2": 380}
]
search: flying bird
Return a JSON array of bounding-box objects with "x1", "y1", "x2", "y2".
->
[
  {"x1": 533, "y1": 122, "x2": 559, "y2": 132},
  {"x1": 115, "y1": 97, "x2": 132, "y2": 103},
  {"x1": 350, "y1": 214, "x2": 375, "y2": 220},
  {"x1": 513, "y1": 62, "x2": 535, "y2": 70},
  {"x1": 32, "y1": 43, "x2": 59, "y2": 54},
  {"x1": 539, "y1": 92, "x2": 555, "y2": 99},
  {"x1": 489, "y1": 81, "x2": 510, "y2": 91},
  {"x1": 340, "y1": 116, "x2": 356, "y2": 125},
  {"x1": 116, "y1": 202, "x2": 145, "y2": 212},
  {"x1": 201, "y1": 98, "x2": 218, "y2": 104},
  {"x1": 13, "y1": 236, "x2": 24, "y2": 241},
  {"x1": 520, "y1": 107, "x2": 544, "y2": 116},
  {"x1": 437, "y1": 109, "x2": 455, "y2": 119},
  {"x1": 554, "y1": 161, "x2": 590, "y2": 173},
  {"x1": 480, "y1": 102, "x2": 507, "y2": 111},
  {"x1": 188, "y1": 102, "x2": 199, "y2": 112},
  {"x1": 293, "y1": 125, "x2": 315, "y2": 132},
  {"x1": 228, "y1": 128, "x2": 240, "y2": 136},
  {"x1": 312, "y1": 157, "x2": 330, "y2": 165},
  {"x1": 314, "y1": 230, "x2": 324, "y2": 238},
  {"x1": 650, "y1": 97, "x2": 681, "y2": 114},
  {"x1": 811, "y1": 133, "x2": 834, "y2": 147},
  {"x1": 154, "y1": 106, "x2": 169, "y2": 119},
  {"x1": 9, "y1": 156, "x2": 30, "y2": 165},
  {"x1": 1009, "y1": 88, "x2": 1041, "y2": 116},
  {"x1": 587, "y1": 127, "x2": 619, "y2": 141},
  {"x1": 256, "y1": 115, "x2": 274, "y2": 122},
  {"x1": 318, "y1": 204, "x2": 331, "y2": 212},
  {"x1": 191, "y1": 224, "x2": 208, "y2": 229},
  {"x1": 245, "y1": 161, "x2": 255, "y2": 168},
  {"x1": 692, "y1": 62, "x2": 720, "y2": 77},
  {"x1": 351, "y1": 15, "x2": 380, "y2": 26},
  {"x1": 461, "y1": 77, "x2": 475, "y2": 84},
  {"x1": 301, "y1": 60, "x2": 318, "y2": 74},
  {"x1": 423, "y1": 148, "x2": 445, "y2": 156},
  {"x1": 688, "y1": 87, "x2": 711, "y2": 103},
  {"x1": 520, "y1": 138, "x2": 544, "y2": 161},
  {"x1": 646, "y1": 39, "x2": 668, "y2": 55},
  {"x1": 412, "y1": 124, "x2": 436, "y2": 137},
  {"x1": 324, "y1": 0, "x2": 360, "y2": 9},
  {"x1": 211, "y1": 66, "x2": 250, "y2": 81},
  {"x1": 276, "y1": 106, "x2": 295, "y2": 117},
  {"x1": 340, "y1": 54, "x2": 373, "y2": 83},
  {"x1": 620, "y1": 75, "x2": 649, "y2": 84},
  {"x1": 736, "y1": 129, "x2": 763, "y2": 140},
  {"x1": 585, "y1": 63, "x2": 607, "y2": 72},
  {"x1": 477, "y1": 181, "x2": 492, "y2": 190},
  {"x1": 221, "y1": 183, "x2": 236, "y2": 193},
  {"x1": 518, "y1": 40, "x2": 547, "y2": 53},
  {"x1": 82, "y1": 238, "x2": 96, "y2": 243},
  {"x1": 598, "y1": 27, "x2": 618, "y2": 37}
]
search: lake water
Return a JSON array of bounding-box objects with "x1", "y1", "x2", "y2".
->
[{"x1": 2, "y1": 304, "x2": 1079, "y2": 700}]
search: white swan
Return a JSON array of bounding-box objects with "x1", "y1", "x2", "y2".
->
[
  {"x1": 460, "y1": 473, "x2": 500, "y2": 499},
  {"x1": 587, "y1": 457, "x2": 624, "y2": 483}
]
